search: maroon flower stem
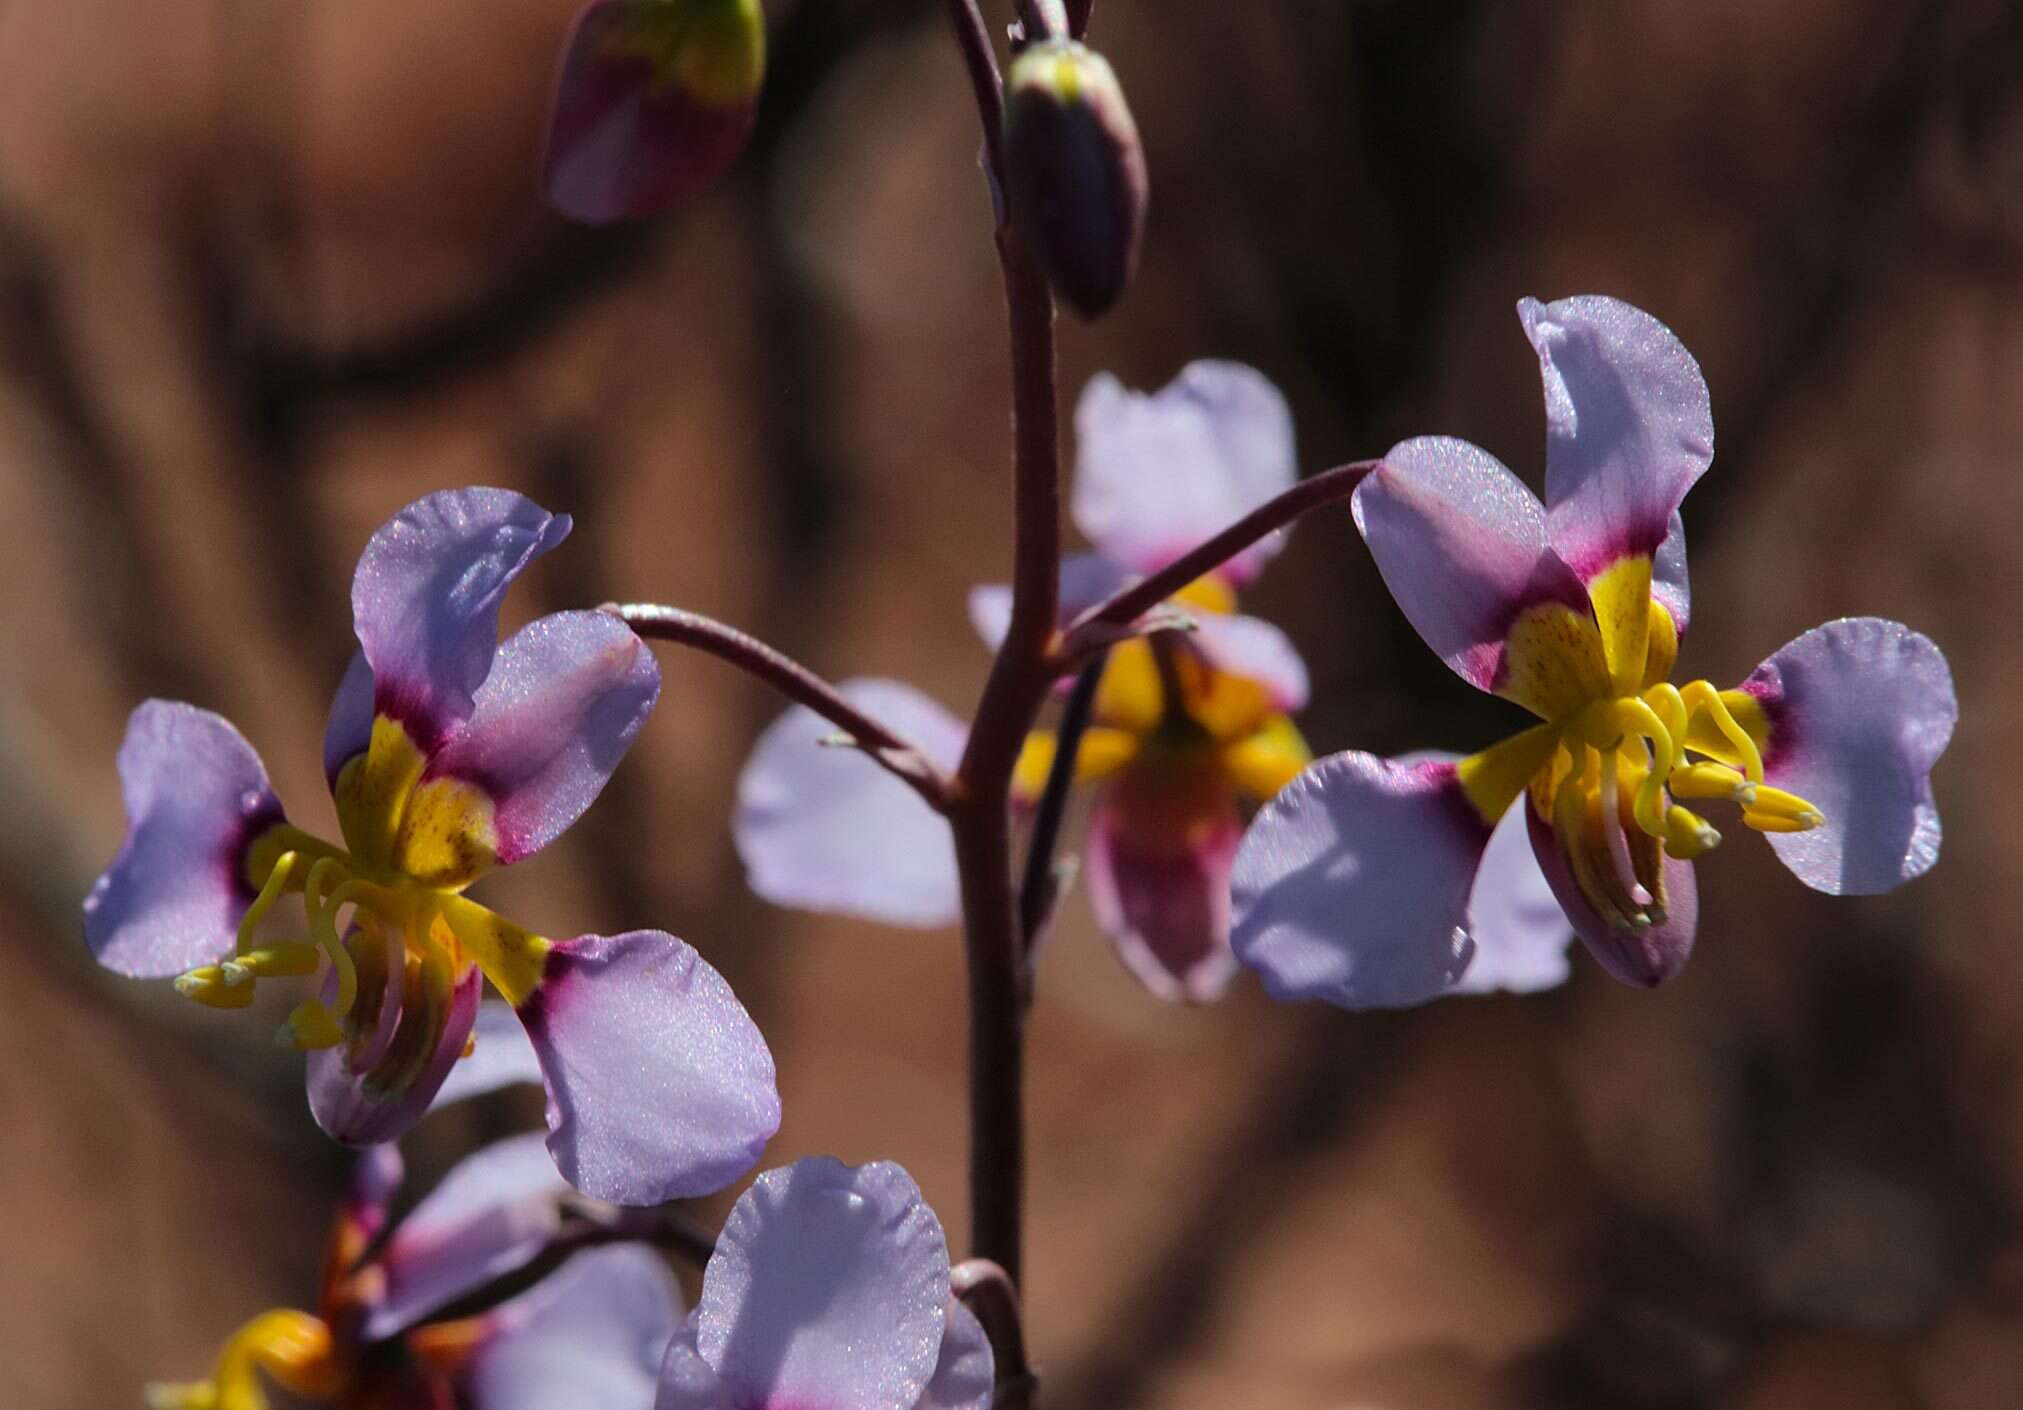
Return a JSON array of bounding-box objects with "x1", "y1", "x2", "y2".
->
[
  {"x1": 1066, "y1": 0, "x2": 1093, "y2": 38},
  {"x1": 940, "y1": 0, "x2": 1060, "y2": 1368},
  {"x1": 1016, "y1": 653, "x2": 1105, "y2": 963},
  {"x1": 1053, "y1": 458, "x2": 1382, "y2": 667},
  {"x1": 941, "y1": 0, "x2": 1007, "y2": 186},
  {"x1": 609, "y1": 602, "x2": 949, "y2": 808}
]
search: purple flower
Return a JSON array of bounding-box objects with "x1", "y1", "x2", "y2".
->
[
  {"x1": 736, "y1": 363, "x2": 1321, "y2": 1001},
  {"x1": 1231, "y1": 296, "x2": 1958, "y2": 1005},
  {"x1": 656, "y1": 1157, "x2": 993, "y2": 1410},
  {"x1": 83, "y1": 488, "x2": 778, "y2": 1204},
  {"x1": 543, "y1": 0, "x2": 766, "y2": 224},
  {"x1": 146, "y1": 1091, "x2": 680, "y2": 1410}
]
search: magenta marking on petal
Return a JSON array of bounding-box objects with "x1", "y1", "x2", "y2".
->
[{"x1": 221, "y1": 795, "x2": 288, "y2": 903}]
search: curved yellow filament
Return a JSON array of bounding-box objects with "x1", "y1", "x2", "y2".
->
[
  {"x1": 1682, "y1": 680, "x2": 1765, "y2": 784},
  {"x1": 234, "y1": 851, "x2": 300, "y2": 956}
]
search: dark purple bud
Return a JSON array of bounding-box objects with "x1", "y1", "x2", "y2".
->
[
  {"x1": 1003, "y1": 41, "x2": 1148, "y2": 319},
  {"x1": 542, "y1": 0, "x2": 766, "y2": 225}
]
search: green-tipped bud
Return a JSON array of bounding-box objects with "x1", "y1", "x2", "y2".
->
[{"x1": 1003, "y1": 41, "x2": 1148, "y2": 319}]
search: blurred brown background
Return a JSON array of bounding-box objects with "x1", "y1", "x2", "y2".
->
[{"x1": 2, "y1": 1, "x2": 2020, "y2": 1406}]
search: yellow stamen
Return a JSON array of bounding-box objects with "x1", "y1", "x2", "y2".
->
[
  {"x1": 173, "y1": 966, "x2": 257, "y2": 1010},
  {"x1": 234, "y1": 851, "x2": 301, "y2": 956},
  {"x1": 146, "y1": 1308, "x2": 338, "y2": 1410},
  {"x1": 1682, "y1": 680, "x2": 1765, "y2": 784},
  {"x1": 221, "y1": 943, "x2": 322, "y2": 983},
  {"x1": 1667, "y1": 761, "x2": 1756, "y2": 805},
  {"x1": 1663, "y1": 804, "x2": 1722, "y2": 859},
  {"x1": 1744, "y1": 784, "x2": 1825, "y2": 832}
]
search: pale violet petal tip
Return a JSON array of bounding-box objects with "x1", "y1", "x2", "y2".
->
[
  {"x1": 698, "y1": 1157, "x2": 952, "y2": 1410},
  {"x1": 427, "y1": 610, "x2": 661, "y2": 864},
  {"x1": 1519, "y1": 294, "x2": 1713, "y2": 580},
  {"x1": 1230, "y1": 751, "x2": 1487, "y2": 1009},
  {"x1": 367, "y1": 1131, "x2": 571, "y2": 1340},
  {"x1": 323, "y1": 649, "x2": 376, "y2": 784},
  {"x1": 1072, "y1": 360, "x2": 1297, "y2": 581},
  {"x1": 919, "y1": 1299, "x2": 995, "y2": 1410},
  {"x1": 429, "y1": 1001, "x2": 546, "y2": 1112},
  {"x1": 1189, "y1": 611, "x2": 1310, "y2": 713},
  {"x1": 83, "y1": 701, "x2": 285, "y2": 978},
  {"x1": 1353, "y1": 438, "x2": 1587, "y2": 693},
  {"x1": 520, "y1": 931, "x2": 779, "y2": 1205},
  {"x1": 463, "y1": 1245, "x2": 682, "y2": 1410},
  {"x1": 350, "y1": 487, "x2": 570, "y2": 746},
  {"x1": 1743, "y1": 617, "x2": 1957, "y2": 896},
  {"x1": 1454, "y1": 799, "x2": 1573, "y2": 995},
  {"x1": 733, "y1": 680, "x2": 964, "y2": 928}
]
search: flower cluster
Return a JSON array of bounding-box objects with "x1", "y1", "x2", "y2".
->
[
  {"x1": 90, "y1": 298, "x2": 1956, "y2": 1410},
  {"x1": 1231, "y1": 296, "x2": 1958, "y2": 1004},
  {"x1": 85, "y1": 488, "x2": 778, "y2": 1204}
]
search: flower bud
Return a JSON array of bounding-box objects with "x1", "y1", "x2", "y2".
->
[
  {"x1": 1003, "y1": 41, "x2": 1148, "y2": 319},
  {"x1": 543, "y1": 0, "x2": 765, "y2": 225}
]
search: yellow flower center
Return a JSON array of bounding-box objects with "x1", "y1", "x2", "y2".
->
[
  {"x1": 1458, "y1": 560, "x2": 1825, "y2": 933},
  {"x1": 171, "y1": 717, "x2": 551, "y2": 1050},
  {"x1": 1014, "y1": 574, "x2": 1311, "y2": 819}
]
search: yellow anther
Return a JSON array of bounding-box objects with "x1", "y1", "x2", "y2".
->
[
  {"x1": 174, "y1": 966, "x2": 257, "y2": 1010},
  {"x1": 1663, "y1": 805, "x2": 1722, "y2": 859},
  {"x1": 279, "y1": 999, "x2": 345, "y2": 1050},
  {"x1": 224, "y1": 942, "x2": 322, "y2": 981},
  {"x1": 1668, "y1": 761, "x2": 1756, "y2": 804},
  {"x1": 1744, "y1": 784, "x2": 1825, "y2": 832},
  {"x1": 1682, "y1": 680, "x2": 1765, "y2": 784},
  {"x1": 1743, "y1": 810, "x2": 1816, "y2": 834},
  {"x1": 235, "y1": 850, "x2": 301, "y2": 956}
]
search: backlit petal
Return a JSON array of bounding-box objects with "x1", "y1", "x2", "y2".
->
[
  {"x1": 429, "y1": 1001, "x2": 544, "y2": 1112},
  {"x1": 698, "y1": 1158, "x2": 950, "y2": 1410},
  {"x1": 84, "y1": 701, "x2": 286, "y2": 977},
  {"x1": 1072, "y1": 361, "x2": 1297, "y2": 581},
  {"x1": 367, "y1": 1133, "x2": 570, "y2": 1339},
  {"x1": 351, "y1": 487, "x2": 570, "y2": 749},
  {"x1": 654, "y1": 1314, "x2": 731, "y2": 1410},
  {"x1": 323, "y1": 650, "x2": 376, "y2": 785},
  {"x1": 1454, "y1": 799, "x2": 1573, "y2": 994},
  {"x1": 1352, "y1": 437, "x2": 1589, "y2": 695},
  {"x1": 1231, "y1": 752, "x2": 1486, "y2": 1009},
  {"x1": 519, "y1": 930, "x2": 779, "y2": 1204},
  {"x1": 1526, "y1": 803, "x2": 1697, "y2": 987},
  {"x1": 1085, "y1": 782, "x2": 1243, "y2": 1004},
  {"x1": 734, "y1": 679, "x2": 964, "y2": 928},
  {"x1": 1519, "y1": 295, "x2": 1714, "y2": 580},
  {"x1": 919, "y1": 1299, "x2": 995, "y2": 1410},
  {"x1": 460, "y1": 1246, "x2": 680, "y2": 1410},
  {"x1": 968, "y1": 553, "x2": 1131, "y2": 652},
  {"x1": 1190, "y1": 612, "x2": 1309, "y2": 713},
  {"x1": 1740, "y1": 617, "x2": 1956, "y2": 895},
  {"x1": 415, "y1": 610, "x2": 660, "y2": 873}
]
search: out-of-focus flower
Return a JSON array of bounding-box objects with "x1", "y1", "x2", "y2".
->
[
  {"x1": 148, "y1": 1040, "x2": 678, "y2": 1410},
  {"x1": 84, "y1": 487, "x2": 778, "y2": 1204},
  {"x1": 1232, "y1": 296, "x2": 1958, "y2": 1007},
  {"x1": 739, "y1": 363, "x2": 1455, "y2": 1002},
  {"x1": 655, "y1": 1157, "x2": 993, "y2": 1410},
  {"x1": 1003, "y1": 39, "x2": 1148, "y2": 319},
  {"x1": 543, "y1": 0, "x2": 765, "y2": 224}
]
